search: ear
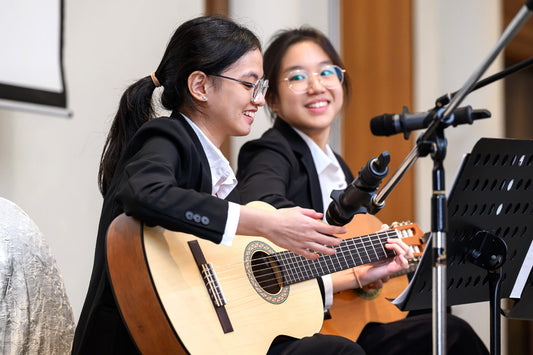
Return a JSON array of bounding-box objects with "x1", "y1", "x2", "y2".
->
[{"x1": 188, "y1": 71, "x2": 208, "y2": 102}]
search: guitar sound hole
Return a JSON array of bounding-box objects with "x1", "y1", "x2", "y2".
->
[{"x1": 251, "y1": 251, "x2": 283, "y2": 294}]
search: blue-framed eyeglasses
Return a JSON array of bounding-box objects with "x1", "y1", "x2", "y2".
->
[
  {"x1": 211, "y1": 74, "x2": 269, "y2": 103},
  {"x1": 284, "y1": 64, "x2": 345, "y2": 94}
]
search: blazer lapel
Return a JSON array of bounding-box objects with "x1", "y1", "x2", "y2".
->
[
  {"x1": 171, "y1": 111, "x2": 213, "y2": 194},
  {"x1": 274, "y1": 118, "x2": 324, "y2": 213}
]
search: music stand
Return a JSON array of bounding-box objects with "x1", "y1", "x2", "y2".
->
[{"x1": 393, "y1": 137, "x2": 533, "y2": 354}]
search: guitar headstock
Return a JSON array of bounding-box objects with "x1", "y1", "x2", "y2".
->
[{"x1": 389, "y1": 221, "x2": 426, "y2": 258}]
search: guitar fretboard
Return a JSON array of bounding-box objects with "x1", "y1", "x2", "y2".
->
[{"x1": 275, "y1": 230, "x2": 398, "y2": 285}]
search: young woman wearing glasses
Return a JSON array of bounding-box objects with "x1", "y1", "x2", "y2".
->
[
  {"x1": 71, "y1": 17, "x2": 359, "y2": 354},
  {"x1": 237, "y1": 27, "x2": 489, "y2": 355}
]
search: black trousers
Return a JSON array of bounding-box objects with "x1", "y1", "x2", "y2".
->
[
  {"x1": 267, "y1": 333, "x2": 365, "y2": 355},
  {"x1": 356, "y1": 313, "x2": 489, "y2": 355},
  {"x1": 267, "y1": 313, "x2": 489, "y2": 355}
]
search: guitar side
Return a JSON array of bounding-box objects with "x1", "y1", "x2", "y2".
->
[{"x1": 106, "y1": 214, "x2": 187, "y2": 354}]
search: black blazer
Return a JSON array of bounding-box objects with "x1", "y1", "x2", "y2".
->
[
  {"x1": 73, "y1": 112, "x2": 236, "y2": 354},
  {"x1": 237, "y1": 117, "x2": 354, "y2": 213}
]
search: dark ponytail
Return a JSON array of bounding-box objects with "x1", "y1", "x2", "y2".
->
[
  {"x1": 98, "y1": 76, "x2": 156, "y2": 195},
  {"x1": 98, "y1": 16, "x2": 260, "y2": 195}
]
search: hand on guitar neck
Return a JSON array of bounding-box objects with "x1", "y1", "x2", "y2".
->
[
  {"x1": 321, "y1": 214, "x2": 427, "y2": 341},
  {"x1": 329, "y1": 216, "x2": 422, "y2": 294}
]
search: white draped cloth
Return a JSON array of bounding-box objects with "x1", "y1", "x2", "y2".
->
[{"x1": 0, "y1": 198, "x2": 75, "y2": 354}]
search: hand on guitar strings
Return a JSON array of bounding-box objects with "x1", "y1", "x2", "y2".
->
[
  {"x1": 238, "y1": 205, "x2": 346, "y2": 261},
  {"x1": 352, "y1": 237, "x2": 414, "y2": 289}
]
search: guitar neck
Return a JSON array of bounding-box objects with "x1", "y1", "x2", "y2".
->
[{"x1": 275, "y1": 229, "x2": 398, "y2": 285}]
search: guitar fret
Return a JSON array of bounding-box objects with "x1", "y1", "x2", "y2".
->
[
  {"x1": 322, "y1": 255, "x2": 332, "y2": 275},
  {"x1": 302, "y1": 258, "x2": 314, "y2": 281},
  {"x1": 347, "y1": 238, "x2": 364, "y2": 267},
  {"x1": 289, "y1": 254, "x2": 302, "y2": 283},
  {"x1": 369, "y1": 235, "x2": 380, "y2": 260},
  {"x1": 361, "y1": 237, "x2": 373, "y2": 262},
  {"x1": 338, "y1": 242, "x2": 351, "y2": 270},
  {"x1": 310, "y1": 256, "x2": 320, "y2": 279},
  {"x1": 293, "y1": 254, "x2": 304, "y2": 283},
  {"x1": 302, "y1": 256, "x2": 313, "y2": 281},
  {"x1": 343, "y1": 240, "x2": 356, "y2": 268},
  {"x1": 277, "y1": 251, "x2": 293, "y2": 285},
  {"x1": 332, "y1": 249, "x2": 341, "y2": 271}
]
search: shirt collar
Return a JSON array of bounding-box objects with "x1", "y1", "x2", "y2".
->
[
  {"x1": 292, "y1": 127, "x2": 341, "y2": 174},
  {"x1": 181, "y1": 114, "x2": 237, "y2": 199}
]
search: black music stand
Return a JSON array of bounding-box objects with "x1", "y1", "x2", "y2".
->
[{"x1": 393, "y1": 138, "x2": 533, "y2": 354}]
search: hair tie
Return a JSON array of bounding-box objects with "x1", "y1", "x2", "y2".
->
[{"x1": 151, "y1": 71, "x2": 161, "y2": 87}]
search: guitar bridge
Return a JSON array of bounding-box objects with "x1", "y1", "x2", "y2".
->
[
  {"x1": 202, "y1": 262, "x2": 227, "y2": 307},
  {"x1": 188, "y1": 240, "x2": 233, "y2": 333}
]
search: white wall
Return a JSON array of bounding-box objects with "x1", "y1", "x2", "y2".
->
[
  {"x1": 0, "y1": 0, "x2": 510, "y2": 351},
  {"x1": 413, "y1": 0, "x2": 505, "y2": 351}
]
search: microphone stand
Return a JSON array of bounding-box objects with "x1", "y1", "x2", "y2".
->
[{"x1": 369, "y1": 3, "x2": 533, "y2": 354}]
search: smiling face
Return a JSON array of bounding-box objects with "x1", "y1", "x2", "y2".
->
[
  {"x1": 196, "y1": 48, "x2": 265, "y2": 147},
  {"x1": 269, "y1": 41, "x2": 344, "y2": 147}
]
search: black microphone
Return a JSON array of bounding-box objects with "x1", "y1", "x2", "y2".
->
[
  {"x1": 326, "y1": 152, "x2": 390, "y2": 226},
  {"x1": 370, "y1": 105, "x2": 491, "y2": 139}
]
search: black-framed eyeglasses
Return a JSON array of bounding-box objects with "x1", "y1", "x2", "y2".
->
[
  {"x1": 211, "y1": 74, "x2": 269, "y2": 103},
  {"x1": 284, "y1": 64, "x2": 345, "y2": 94}
]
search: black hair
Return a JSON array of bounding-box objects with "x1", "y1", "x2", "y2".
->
[
  {"x1": 98, "y1": 16, "x2": 261, "y2": 195},
  {"x1": 263, "y1": 26, "x2": 350, "y2": 118}
]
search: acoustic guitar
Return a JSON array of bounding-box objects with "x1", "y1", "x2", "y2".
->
[
  {"x1": 106, "y1": 202, "x2": 424, "y2": 355},
  {"x1": 320, "y1": 215, "x2": 425, "y2": 341}
]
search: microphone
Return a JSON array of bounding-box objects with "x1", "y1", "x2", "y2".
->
[
  {"x1": 326, "y1": 152, "x2": 390, "y2": 226},
  {"x1": 370, "y1": 105, "x2": 491, "y2": 139}
]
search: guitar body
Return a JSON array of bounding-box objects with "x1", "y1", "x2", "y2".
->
[{"x1": 107, "y1": 202, "x2": 323, "y2": 355}]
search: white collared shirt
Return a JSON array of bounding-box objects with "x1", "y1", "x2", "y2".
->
[
  {"x1": 293, "y1": 127, "x2": 348, "y2": 310},
  {"x1": 292, "y1": 128, "x2": 348, "y2": 219},
  {"x1": 182, "y1": 114, "x2": 239, "y2": 246}
]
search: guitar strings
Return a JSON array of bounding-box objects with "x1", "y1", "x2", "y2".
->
[
  {"x1": 211, "y1": 230, "x2": 399, "y2": 293},
  {"x1": 219, "y1": 230, "x2": 396, "y2": 283},
  {"x1": 217, "y1": 225, "x2": 421, "y2": 293}
]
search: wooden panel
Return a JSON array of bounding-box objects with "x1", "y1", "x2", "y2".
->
[
  {"x1": 340, "y1": 0, "x2": 414, "y2": 225},
  {"x1": 504, "y1": 1, "x2": 533, "y2": 354},
  {"x1": 504, "y1": 0, "x2": 533, "y2": 63},
  {"x1": 205, "y1": 0, "x2": 229, "y2": 18}
]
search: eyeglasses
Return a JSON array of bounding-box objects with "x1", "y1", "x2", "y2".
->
[
  {"x1": 284, "y1": 65, "x2": 345, "y2": 94},
  {"x1": 211, "y1": 74, "x2": 269, "y2": 103}
]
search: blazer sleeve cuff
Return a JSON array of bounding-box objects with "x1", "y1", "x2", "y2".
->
[{"x1": 220, "y1": 201, "x2": 240, "y2": 246}]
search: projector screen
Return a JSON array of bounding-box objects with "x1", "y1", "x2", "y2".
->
[{"x1": 0, "y1": 0, "x2": 68, "y2": 116}]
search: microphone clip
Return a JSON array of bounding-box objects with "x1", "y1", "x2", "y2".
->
[{"x1": 326, "y1": 151, "x2": 390, "y2": 226}]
